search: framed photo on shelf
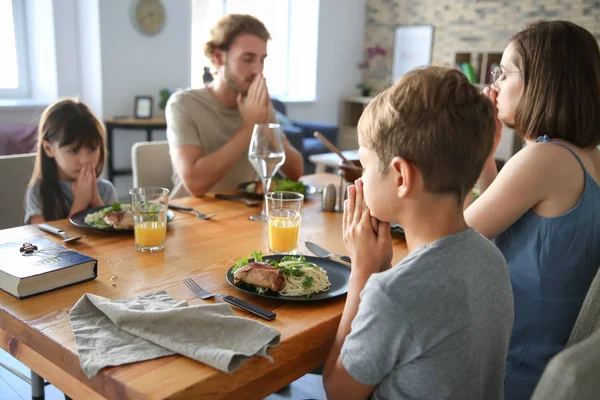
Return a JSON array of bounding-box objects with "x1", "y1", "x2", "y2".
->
[{"x1": 134, "y1": 96, "x2": 153, "y2": 119}]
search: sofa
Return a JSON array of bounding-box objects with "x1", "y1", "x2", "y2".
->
[{"x1": 271, "y1": 98, "x2": 339, "y2": 174}]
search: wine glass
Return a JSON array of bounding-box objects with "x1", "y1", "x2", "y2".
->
[{"x1": 248, "y1": 123, "x2": 286, "y2": 221}]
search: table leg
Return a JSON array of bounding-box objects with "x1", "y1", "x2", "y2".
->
[
  {"x1": 107, "y1": 125, "x2": 114, "y2": 182},
  {"x1": 146, "y1": 128, "x2": 152, "y2": 142},
  {"x1": 314, "y1": 163, "x2": 326, "y2": 174},
  {"x1": 31, "y1": 370, "x2": 44, "y2": 399}
]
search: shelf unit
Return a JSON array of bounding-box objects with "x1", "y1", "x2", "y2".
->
[
  {"x1": 337, "y1": 96, "x2": 373, "y2": 150},
  {"x1": 455, "y1": 51, "x2": 503, "y2": 86}
]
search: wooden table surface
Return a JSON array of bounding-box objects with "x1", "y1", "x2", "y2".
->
[{"x1": 0, "y1": 174, "x2": 407, "y2": 400}]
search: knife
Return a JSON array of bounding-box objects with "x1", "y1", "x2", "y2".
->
[{"x1": 305, "y1": 241, "x2": 351, "y2": 264}]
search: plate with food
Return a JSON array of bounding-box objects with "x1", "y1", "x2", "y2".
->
[
  {"x1": 226, "y1": 251, "x2": 349, "y2": 301},
  {"x1": 70, "y1": 202, "x2": 175, "y2": 231},
  {"x1": 238, "y1": 178, "x2": 317, "y2": 199}
]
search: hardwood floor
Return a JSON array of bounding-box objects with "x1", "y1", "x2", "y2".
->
[{"x1": 0, "y1": 349, "x2": 65, "y2": 400}]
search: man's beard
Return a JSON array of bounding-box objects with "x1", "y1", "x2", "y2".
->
[{"x1": 223, "y1": 62, "x2": 253, "y2": 95}]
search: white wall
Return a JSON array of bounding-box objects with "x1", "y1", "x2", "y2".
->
[
  {"x1": 99, "y1": 0, "x2": 191, "y2": 118},
  {"x1": 97, "y1": 0, "x2": 191, "y2": 177},
  {"x1": 285, "y1": 0, "x2": 366, "y2": 124},
  {"x1": 77, "y1": 0, "x2": 103, "y2": 117}
]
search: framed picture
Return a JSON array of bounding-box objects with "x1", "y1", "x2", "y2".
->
[
  {"x1": 391, "y1": 25, "x2": 434, "y2": 84},
  {"x1": 134, "y1": 96, "x2": 153, "y2": 119}
]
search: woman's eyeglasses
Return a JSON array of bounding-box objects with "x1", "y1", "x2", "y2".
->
[{"x1": 491, "y1": 66, "x2": 520, "y2": 85}]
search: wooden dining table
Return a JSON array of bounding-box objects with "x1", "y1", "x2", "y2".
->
[{"x1": 0, "y1": 174, "x2": 408, "y2": 400}]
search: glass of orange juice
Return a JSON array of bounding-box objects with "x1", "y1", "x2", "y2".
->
[
  {"x1": 266, "y1": 191, "x2": 304, "y2": 255},
  {"x1": 130, "y1": 187, "x2": 169, "y2": 253}
]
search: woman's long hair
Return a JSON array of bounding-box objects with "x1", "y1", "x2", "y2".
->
[{"x1": 29, "y1": 99, "x2": 107, "y2": 221}]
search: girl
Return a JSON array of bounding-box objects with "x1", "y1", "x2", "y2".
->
[
  {"x1": 25, "y1": 99, "x2": 118, "y2": 224},
  {"x1": 466, "y1": 21, "x2": 600, "y2": 400}
]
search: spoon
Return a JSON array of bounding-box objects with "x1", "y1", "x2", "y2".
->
[
  {"x1": 39, "y1": 224, "x2": 85, "y2": 243},
  {"x1": 215, "y1": 193, "x2": 261, "y2": 207},
  {"x1": 313, "y1": 131, "x2": 353, "y2": 165}
]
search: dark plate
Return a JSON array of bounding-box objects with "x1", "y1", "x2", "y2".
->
[
  {"x1": 226, "y1": 255, "x2": 350, "y2": 302},
  {"x1": 238, "y1": 181, "x2": 317, "y2": 199},
  {"x1": 390, "y1": 222, "x2": 405, "y2": 237},
  {"x1": 70, "y1": 207, "x2": 175, "y2": 232}
]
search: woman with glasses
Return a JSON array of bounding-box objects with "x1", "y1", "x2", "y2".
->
[{"x1": 465, "y1": 21, "x2": 600, "y2": 400}]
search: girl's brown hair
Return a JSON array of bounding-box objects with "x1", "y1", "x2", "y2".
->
[
  {"x1": 512, "y1": 21, "x2": 600, "y2": 148},
  {"x1": 29, "y1": 99, "x2": 107, "y2": 221}
]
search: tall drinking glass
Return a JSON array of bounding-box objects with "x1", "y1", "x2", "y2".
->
[
  {"x1": 266, "y1": 192, "x2": 304, "y2": 254},
  {"x1": 248, "y1": 123, "x2": 286, "y2": 221},
  {"x1": 130, "y1": 187, "x2": 169, "y2": 252}
]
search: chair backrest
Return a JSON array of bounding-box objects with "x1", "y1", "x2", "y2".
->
[
  {"x1": 531, "y1": 328, "x2": 600, "y2": 400},
  {"x1": 567, "y1": 265, "x2": 600, "y2": 346},
  {"x1": 131, "y1": 141, "x2": 173, "y2": 190},
  {"x1": 0, "y1": 153, "x2": 36, "y2": 229}
]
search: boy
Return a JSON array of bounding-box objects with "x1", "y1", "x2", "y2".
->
[{"x1": 323, "y1": 67, "x2": 514, "y2": 400}]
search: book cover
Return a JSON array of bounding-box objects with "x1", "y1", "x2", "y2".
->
[{"x1": 0, "y1": 236, "x2": 97, "y2": 299}]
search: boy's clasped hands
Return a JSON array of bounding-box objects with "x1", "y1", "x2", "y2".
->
[{"x1": 342, "y1": 178, "x2": 393, "y2": 278}]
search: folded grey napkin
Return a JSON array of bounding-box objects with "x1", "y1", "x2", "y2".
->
[{"x1": 69, "y1": 291, "x2": 280, "y2": 378}]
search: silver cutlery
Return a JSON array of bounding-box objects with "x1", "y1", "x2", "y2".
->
[
  {"x1": 39, "y1": 224, "x2": 85, "y2": 243},
  {"x1": 183, "y1": 278, "x2": 275, "y2": 320},
  {"x1": 215, "y1": 193, "x2": 260, "y2": 207},
  {"x1": 168, "y1": 204, "x2": 217, "y2": 220},
  {"x1": 305, "y1": 241, "x2": 351, "y2": 263}
]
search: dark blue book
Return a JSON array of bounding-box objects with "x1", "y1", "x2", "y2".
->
[{"x1": 0, "y1": 237, "x2": 97, "y2": 299}]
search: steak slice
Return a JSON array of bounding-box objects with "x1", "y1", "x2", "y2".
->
[{"x1": 233, "y1": 262, "x2": 286, "y2": 292}]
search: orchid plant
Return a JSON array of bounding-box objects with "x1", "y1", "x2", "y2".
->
[{"x1": 357, "y1": 45, "x2": 387, "y2": 96}]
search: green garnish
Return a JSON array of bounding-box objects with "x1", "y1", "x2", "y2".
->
[
  {"x1": 231, "y1": 256, "x2": 249, "y2": 274},
  {"x1": 302, "y1": 276, "x2": 314, "y2": 288},
  {"x1": 251, "y1": 250, "x2": 263, "y2": 262},
  {"x1": 272, "y1": 178, "x2": 307, "y2": 194}
]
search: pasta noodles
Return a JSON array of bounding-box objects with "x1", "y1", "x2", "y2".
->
[{"x1": 277, "y1": 260, "x2": 331, "y2": 297}]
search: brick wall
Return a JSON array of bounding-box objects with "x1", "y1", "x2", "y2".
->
[{"x1": 363, "y1": 0, "x2": 600, "y2": 93}]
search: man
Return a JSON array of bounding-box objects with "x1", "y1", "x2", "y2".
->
[{"x1": 166, "y1": 14, "x2": 304, "y2": 198}]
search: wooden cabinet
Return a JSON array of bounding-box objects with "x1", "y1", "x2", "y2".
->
[{"x1": 338, "y1": 96, "x2": 373, "y2": 150}]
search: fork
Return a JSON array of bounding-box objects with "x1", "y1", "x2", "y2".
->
[
  {"x1": 183, "y1": 278, "x2": 276, "y2": 320},
  {"x1": 168, "y1": 204, "x2": 217, "y2": 220}
]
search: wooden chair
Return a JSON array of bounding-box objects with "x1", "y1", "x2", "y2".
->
[
  {"x1": 131, "y1": 141, "x2": 173, "y2": 190},
  {"x1": 0, "y1": 153, "x2": 36, "y2": 229}
]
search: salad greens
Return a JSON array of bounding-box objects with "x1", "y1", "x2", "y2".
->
[
  {"x1": 272, "y1": 178, "x2": 307, "y2": 194},
  {"x1": 84, "y1": 202, "x2": 130, "y2": 228}
]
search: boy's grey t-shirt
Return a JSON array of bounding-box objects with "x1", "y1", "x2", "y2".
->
[
  {"x1": 341, "y1": 228, "x2": 513, "y2": 400},
  {"x1": 24, "y1": 179, "x2": 118, "y2": 223}
]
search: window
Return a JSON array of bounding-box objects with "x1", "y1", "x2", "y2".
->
[
  {"x1": 0, "y1": 0, "x2": 29, "y2": 98},
  {"x1": 191, "y1": 0, "x2": 319, "y2": 102}
]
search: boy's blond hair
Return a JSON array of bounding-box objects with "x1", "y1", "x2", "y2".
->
[
  {"x1": 358, "y1": 66, "x2": 496, "y2": 201},
  {"x1": 204, "y1": 14, "x2": 271, "y2": 65}
]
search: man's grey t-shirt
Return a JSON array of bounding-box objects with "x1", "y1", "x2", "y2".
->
[
  {"x1": 341, "y1": 228, "x2": 514, "y2": 400},
  {"x1": 165, "y1": 88, "x2": 262, "y2": 198},
  {"x1": 24, "y1": 179, "x2": 118, "y2": 223}
]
